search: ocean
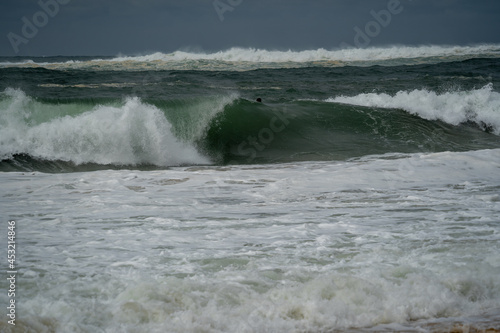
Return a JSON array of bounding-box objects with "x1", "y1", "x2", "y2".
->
[{"x1": 1, "y1": 45, "x2": 500, "y2": 332}]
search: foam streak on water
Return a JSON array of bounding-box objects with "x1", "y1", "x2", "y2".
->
[{"x1": 1, "y1": 149, "x2": 500, "y2": 332}]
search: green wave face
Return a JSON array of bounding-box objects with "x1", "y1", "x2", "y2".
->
[
  {"x1": 1, "y1": 85, "x2": 500, "y2": 172},
  {"x1": 1, "y1": 56, "x2": 500, "y2": 172},
  {"x1": 200, "y1": 98, "x2": 500, "y2": 165}
]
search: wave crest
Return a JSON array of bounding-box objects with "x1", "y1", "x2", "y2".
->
[
  {"x1": 115, "y1": 44, "x2": 500, "y2": 63},
  {"x1": 0, "y1": 89, "x2": 212, "y2": 167},
  {"x1": 328, "y1": 84, "x2": 500, "y2": 134},
  {"x1": 1, "y1": 44, "x2": 499, "y2": 71}
]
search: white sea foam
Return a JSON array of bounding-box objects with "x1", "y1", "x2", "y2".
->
[
  {"x1": 110, "y1": 44, "x2": 500, "y2": 63},
  {"x1": 328, "y1": 84, "x2": 500, "y2": 134},
  {"x1": 0, "y1": 88, "x2": 211, "y2": 166},
  {"x1": 1, "y1": 149, "x2": 499, "y2": 332},
  {"x1": 1, "y1": 45, "x2": 499, "y2": 70}
]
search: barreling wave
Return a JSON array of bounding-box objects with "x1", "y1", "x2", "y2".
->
[
  {"x1": 1, "y1": 85, "x2": 499, "y2": 172},
  {"x1": 1, "y1": 44, "x2": 500, "y2": 71}
]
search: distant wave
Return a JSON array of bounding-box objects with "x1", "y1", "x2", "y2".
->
[
  {"x1": 111, "y1": 44, "x2": 500, "y2": 63},
  {"x1": 1, "y1": 44, "x2": 499, "y2": 71}
]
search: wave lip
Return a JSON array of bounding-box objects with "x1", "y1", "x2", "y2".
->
[
  {"x1": 2, "y1": 86, "x2": 500, "y2": 171},
  {"x1": 328, "y1": 84, "x2": 500, "y2": 135},
  {"x1": 0, "y1": 88, "x2": 211, "y2": 168}
]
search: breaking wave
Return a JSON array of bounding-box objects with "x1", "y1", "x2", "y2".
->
[
  {"x1": 1, "y1": 44, "x2": 499, "y2": 71},
  {"x1": 328, "y1": 83, "x2": 500, "y2": 135},
  {"x1": 1, "y1": 84, "x2": 499, "y2": 171},
  {"x1": 0, "y1": 88, "x2": 216, "y2": 170}
]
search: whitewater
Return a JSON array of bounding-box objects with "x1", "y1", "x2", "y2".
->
[
  {"x1": 328, "y1": 83, "x2": 500, "y2": 135},
  {"x1": 1, "y1": 45, "x2": 500, "y2": 332},
  {"x1": 1, "y1": 44, "x2": 500, "y2": 71}
]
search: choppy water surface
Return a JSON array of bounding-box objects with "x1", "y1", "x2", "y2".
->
[{"x1": 1, "y1": 45, "x2": 500, "y2": 332}]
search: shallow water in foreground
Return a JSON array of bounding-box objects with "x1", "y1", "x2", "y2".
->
[
  {"x1": 1, "y1": 46, "x2": 500, "y2": 332},
  {"x1": 1, "y1": 150, "x2": 500, "y2": 332}
]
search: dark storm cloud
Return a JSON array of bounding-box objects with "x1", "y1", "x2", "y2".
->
[{"x1": 1, "y1": 0, "x2": 499, "y2": 56}]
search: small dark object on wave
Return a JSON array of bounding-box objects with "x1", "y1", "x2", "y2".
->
[
  {"x1": 256, "y1": 98, "x2": 262, "y2": 103},
  {"x1": 481, "y1": 121, "x2": 494, "y2": 133}
]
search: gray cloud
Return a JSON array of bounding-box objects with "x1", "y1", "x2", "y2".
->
[{"x1": 1, "y1": 0, "x2": 499, "y2": 56}]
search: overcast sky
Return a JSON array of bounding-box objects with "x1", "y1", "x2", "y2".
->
[{"x1": 1, "y1": 0, "x2": 500, "y2": 56}]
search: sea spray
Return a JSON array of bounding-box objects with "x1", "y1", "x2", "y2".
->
[
  {"x1": 328, "y1": 84, "x2": 500, "y2": 134},
  {"x1": 1, "y1": 45, "x2": 500, "y2": 332},
  {"x1": 2, "y1": 87, "x2": 500, "y2": 171},
  {"x1": 2, "y1": 44, "x2": 499, "y2": 71},
  {"x1": 0, "y1": 90, "x2": 211, "y2": 166}
]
